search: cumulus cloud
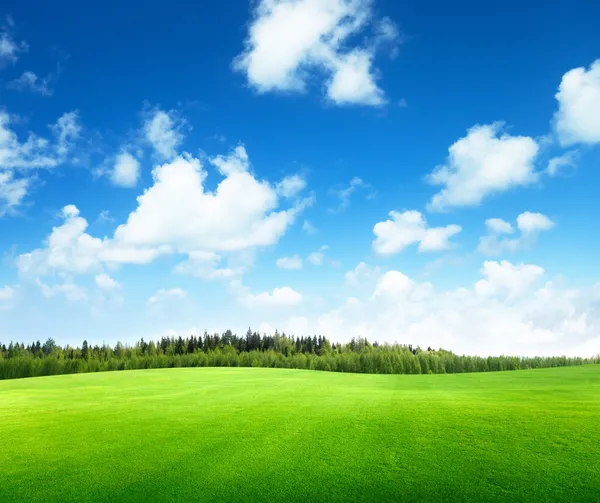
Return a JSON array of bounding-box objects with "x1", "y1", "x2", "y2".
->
[
  {"x1": 233, "y1": 0, "x2": 398, "y2": 105},
  {"x1": 18, "y1": 147, "x2": 308, "y2": 281},
  {"x1": 95, "y1": 273, "x2": 121, "y2": 291},
  {"x1": 371, "y1": 270, "x2": 432, "y2": 302},
  {"x1": 0, "y1": 105, "x2": 80, "y2": 217},
  {"x1": 111, "y1": 152, "x2": 141, "y2": 187},
  {"x1": 307, "y1": 245, "x2": 328, "y2": 265},
  {"x1": 301, "y1": 220, "x2": 317, "y2": 235},
  {"x1": 0, "y1": 110, "x2": 80, "y2": 170},
  {"x1": 329, "y1": 176, "x2": 371, "y2": 213},
  {"x1": 36, "y1": 278, "x2": 87, "y2": 301},
  {"x1": 276, "y1": 255, "x2": 303, "y2": 270},
  {"x1": 147, "y1": 288, "x2": 187, "y2": 305},
  {"x1": 373, "y1": 210, "x2": 461, "y2": 255},
  {"x1": 239, "y1": 285, "x2": 303, "y2": 308},
  {"x1": 260, "y1": 261, "x2": 600, "y2": 357},
  {"x1": 174, "y1": 251, "x2": 242, "y2": 280},
  {"x1": 516, "y1": 211, "x2": 554, "y2": 234},
  {"x1": 0, "y1": 285, "x2": 17, "y2": 310},
  {"x1": 474, "y1": 261, "x2": 544, "y2": 299},
  {"x1": 51, "y1": 111, "x2": 81, "y2": 157},
  {"x1": 0, "y1": 171, "x2": 29, "y2": 217},
  {"x1": 326, "y1": 49, "x2": 384, "y2": 105},
  {"x1": 114, "y1": 147, "x2": 307, "y2": 253},
  {"x1": 345, "y1": 261, "x2": 381, "y2": 285},
  {"x1": 7, "y1": 71, "x2": 53, "y2": 96},
  {"x1": 0, "y1": 25, "x2": 27, "y2": 68},
  {"x1": 143, "y1": 109, "x2": 185, "y2": 160},
  {"x1": 553, "y1": 59, "x2": 600, "y2": 145},
  {"x1": 478, "y1": 211, "x2": 554, "y2": 255},
  {"x1": 546, "y1": 151, "x2": 578, "y2": 176},
  {"x1": 426, "y1": 123, "x2": 539, "y2": 211},
  {"x1": 276, "y1": 174, "x2": 306, "y2": 198},
  {"x1": 485, "y1": 218, "x2": 514, "y2": 235},
  {"x1": 17, "y1": 205, "x2": 164, "y2": 276}
]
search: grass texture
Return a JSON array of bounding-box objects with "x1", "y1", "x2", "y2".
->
[{"x1": 1, "y1": 365, "x2": 599, "y2": 502}]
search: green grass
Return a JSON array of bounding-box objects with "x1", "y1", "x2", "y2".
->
[{"x1": 1, "y1": 366, "x2": 599, "y2": 502}]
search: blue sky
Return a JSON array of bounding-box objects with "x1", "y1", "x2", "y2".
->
[{"x1": 0, "y1": 0, "x2": 599, "y2": 356}]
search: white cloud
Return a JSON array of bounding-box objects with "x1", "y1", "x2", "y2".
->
[
  {"x1": 474, "y1": 261, "x2": 544, "y2": 299},
  {"x1": 0, "y1": 285, "x2": 16, "y2": 310},
  {"x1": 17, "y1": 205, "x2": 164, "y2": 276},
  {"x1": 0, "y1": 171, "x2": 29, "y2": 217},
  {"x1": 371, "y1": 271, "x2": 433, "y2": 305},
  {"x1": 210, "y1": 145, "x2": 249, "y2": 176},
  {"x1": 0, "y1": 109, "x2": 80, "y2": 170},
  {"x1": 113, "y1": 148, "x2": 306, "y2": 253},
  {"x1": 478, "y1": 211, "x2": 554, "y2": 255},
  {"x1": 373, "y1": 270, "x2": 415, "y2": 300},
  {"x1": 307, "y1": 245, "x2": 328, "y2": 265},
  {"x1": 373, "y1": 210, "x2": 461, "y2": 255},
  {"x1": 97, "y1": 210, "x2": 114, "y2": 223},
  {"x1": 485, "y1": 218, "x2": 513, "y2": 235},
  {"x1": 307, "y1": 252, "x2": 324, "y2": 265},
  {"x1": 36, "y1": 278, "x2": 87, "y2": 301},
  {"x1": 18, "y1": 147, "x2": 308, "y2": 279},
  {"x1": 95, "y1": 273, "x2": 120, "y2": 291},
  {"x1": 111, "y1": 152, "x2": 141, "y2": 187},
  {"x1": 330, "y1": 176, "x2": 370, "y2": 212},
  {"x1": 0, "y1": 285, "x2": 15, "y2": 301},
  {"x1": 262, "y1": 261, "x2": 600, "y2": 357},
  {"x1": 546, "y1": 151, "x2": 577, "y2": 176},
  {"x1": 174, "y1": 251, "x2": 242, "y2": 280},
  {"x1": 276, "y1": 255, "x2": 303, "y2": 270},
  {"x1": 240, "y1": 285, "x2": 303, "y2": 308},
  {"x1": 51, "y1": 111, "x2": 81, "y2": 157},
  {"x1": 302, "y1": 220, "x2": 317, "y2": 234},
  {"x1": 516, "y1": 211, "x2": 554, "y2": 234},
  {"x1": 553, "y1": 59, "x2": 600, "y2": 145},
  {"x1": 7, "y1": 71, "x2": 53, "y2": 96},
  {"x1": 426, "y1": 123, "x2": 539, "y2": 211},
  {"x1": 0, "y1": 26, "x2": 27, "y2": 67},
  {"x1": 276, "y1": 174, "x2": 306, "y2": 198},
  {"x1": 233, "y1": 0, "x2": 397, "y2": 105},
  {"x1": 147, "y1": 288, "x2": 187, "y2": 305},
  {"x1": 345, "y1": 261, "x2": 381, "y2": 285},
  {"x1": 144, "y1": 109, "x2": 185, "y2": 160},
  {"x1": 326, "y1": 49, "x2": 384, "y2": 105}
]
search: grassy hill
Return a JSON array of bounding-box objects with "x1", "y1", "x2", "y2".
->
[{"x1": 1, "y1": 365, "x2": 599, "y2": 502}]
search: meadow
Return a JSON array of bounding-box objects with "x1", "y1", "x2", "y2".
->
[{"x1": 1, "y1": 365, "x2": 599, "y2": 502}]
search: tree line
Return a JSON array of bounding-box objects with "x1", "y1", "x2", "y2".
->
[{"x1": 0, "y1": 329, "x2": 597, "y2": 380}]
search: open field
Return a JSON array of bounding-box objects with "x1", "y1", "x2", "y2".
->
[{"x1": 1, "y1": 366, "x2": 599, "y2": 502}]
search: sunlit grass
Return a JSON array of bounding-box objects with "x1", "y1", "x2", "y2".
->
[{"x1": 1, "y1": 365, "x2": 599, "y2": 502}]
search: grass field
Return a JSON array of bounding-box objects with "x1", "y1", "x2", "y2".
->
[{"x1": 1, "y1": 366, "x2": 599, "y2": 502}]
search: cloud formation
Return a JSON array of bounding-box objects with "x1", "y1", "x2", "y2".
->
[
  {"x1": 329, "y1": 176, "x2": 372, "y2": 213},
  {"x1": 147, "y1": 288, "x2": 187, "y2": 305},
  {"x1": 143, "y1": 109, "x2": 185, "y2": 160},
  {"x1": 478, "y1": 212, "x2": 554, "y2": 255},
  {"x1": 554, "y1": 59, "x2": 600, "y2": 145},
  {"x1": 0, "y1": 109, "x2": 81, "y2": 215},
  {"x1": 373, "y1": 210, "x2": 461, "y2": 255},
  {"x1": 262, "y1": 261, "x2": 600, "y2": 357},
  {"x1": 276, "y1": 255, "x2": 303, "y2": 270},
  {"x1": 233, "y1": 0, "x2": 398, "y2": 105},
  {"x1": 426, "y1": 123, "x2": 539, "y2": 211},
  {"x1": 111, "y1": 152, "x2": 141, "y2": 187},
  {"x1": 7, "y1": 71, "x2": 53, "y2": 96},
  {"x1": 0, "y1": 24, "x2": 27, "y2": 68},
  {"x1": 17, "y1": 147, "x2": 310, "y2": 283}
]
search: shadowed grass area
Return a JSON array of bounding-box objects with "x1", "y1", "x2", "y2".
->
[{"x1": 1, "y1": 365, "x2": 599, "y2": 502}]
